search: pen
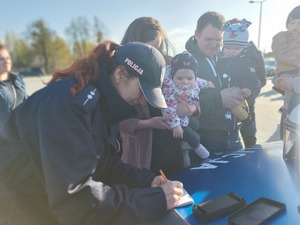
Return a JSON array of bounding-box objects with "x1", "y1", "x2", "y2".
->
[
  {"x1": 160, "y1": 169, "x2": 188, "y2": 195},
  {"x1": 159, "y1": 169, "x2": 168, "y2": 182}
]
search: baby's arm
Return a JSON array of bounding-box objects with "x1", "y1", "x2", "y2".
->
[{"x1": 172, "y1": 125, "x2": 184, "y2": 139}]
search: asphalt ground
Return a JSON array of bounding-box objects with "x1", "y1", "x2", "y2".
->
[
  {"x1": 23, "y1": 76, "x2": 284, "y2": 145},
  {"x1": 255, "y1": 77, "x2": 283, "y2": 144}
]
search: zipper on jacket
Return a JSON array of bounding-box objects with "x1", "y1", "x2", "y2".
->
[
  {"x1": 11, "y1": 81, "x2": 17, "y2": 109},
  {"x1": 206, "y1": 57, "x2": 222, "y2": 87}
]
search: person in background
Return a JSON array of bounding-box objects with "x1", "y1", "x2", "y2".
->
[
  {"x1": 0, "y1": 44, "x2": 27, "y2": 127},
  {"x1": 162, "y1": 52, "x2": 214, "y2": 167},
  {"x1": 119, "y1": 17, "x2": 173, "y2": 170},
  {"x1": 185, "y1": 11, "x2": 244, "y2": 158},
  {"x1": 272, "y1": 5, "x2": 300, "y2": 139},
  {"x1": 0, "y1": 41, "x2": 184, "y2": 225},
  {"x1": 119, "y1": 17, "x2": 202, "y2": 174},
  {"x1": 0, "y1": 44, "x2": 27, "y2": 225},
  {"x1": 217, "y1": 19, "x2": 261, "y2": 147},
  {"x1": 121, "y1": 17, "x2": 173, "y2": 64}
]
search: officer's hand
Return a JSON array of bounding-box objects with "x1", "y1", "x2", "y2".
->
[
  {"x1": 161, "y1": 181, "x2": 184, "y2": 210},
  {"x1": 151, "y1": 175, "x2": 167, "y2": 187}
]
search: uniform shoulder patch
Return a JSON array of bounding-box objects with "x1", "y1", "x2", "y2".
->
[
  {"x1": 249, "y1": 67, "x2": 256, "y2": 73},
  {"x1": 72, "y1": 85, "x2": 100, "y2": 113}
]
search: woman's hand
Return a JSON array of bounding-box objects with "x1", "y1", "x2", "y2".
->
[
  {"x1": 136, "y1": 117, "x2": 170, "y2": 130},
  {"x1": 161, "y1": 181, "x2": 183, "y2": 210},
  {"x1": 151, "y1": 175, "x2": 166, "y2": 187},
  {"x1": 151, "y1": 176, "x2": 184, "y2": 210},
  {"x1": 149, "y1": 117, "x2": 170, "y2": 129}
]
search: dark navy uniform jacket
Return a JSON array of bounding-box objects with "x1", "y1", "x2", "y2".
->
[{"x1": 0, "y1": 71, "x2": 166, "y2": 225}]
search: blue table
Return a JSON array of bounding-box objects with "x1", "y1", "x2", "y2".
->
[{"x1": 169, "y1": 142, "x2": 300, "y2": 224}]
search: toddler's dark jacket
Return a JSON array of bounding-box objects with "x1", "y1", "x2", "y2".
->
[{"x1": 217, "y1": 49, "x2": 262, "y2": 103}]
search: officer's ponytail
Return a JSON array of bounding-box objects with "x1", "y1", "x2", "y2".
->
[{"x1": 96, "y1": 41, "x2": 121, "y2": 75}]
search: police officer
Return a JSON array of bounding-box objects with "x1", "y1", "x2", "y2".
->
[{"x1": 0, "y1": 41, "x2": 183, "y2": 225}]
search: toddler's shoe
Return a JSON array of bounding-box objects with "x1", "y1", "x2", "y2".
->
[{"x1": 194, "y1": 144, "x2": 210, "y2": 159}]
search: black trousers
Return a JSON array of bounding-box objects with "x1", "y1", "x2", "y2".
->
[{"x1": 182, "y1": 125, "x2": 200, "y2": 149}]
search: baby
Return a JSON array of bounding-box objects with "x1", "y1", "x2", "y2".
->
[
  {"x1": 272, "y1": 6, "x2": 300, "y2": 138},
  {"x1": 162, "y1": 52, "x2": 214, "y2": 166},
  {"x1": 218, "y1": 19, "x2": 261, "y2": 147}
]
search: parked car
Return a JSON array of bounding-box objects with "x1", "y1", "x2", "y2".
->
[
  {"x1": 264, "y1": 59, "x2": 276, "y2": 77},
  {"x1": 19, "y1": 67, "x2": 45, "y2": 77}
]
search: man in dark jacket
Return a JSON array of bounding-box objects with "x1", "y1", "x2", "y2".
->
[{"x1": 185, "y1": 11, "x2": 244, "y2": 156}]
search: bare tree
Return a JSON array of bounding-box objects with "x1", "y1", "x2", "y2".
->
[
  {"x1": 4, "y1": 32, "x2": 34, "y2": 70},
  {"x1": 93, "y1": 16, "x2": 106, "y2": 44},
  {"x1": 27, "y1": 19, "x2": 55, "y2": 73},
  {"x1": 48, "y1": 36, "x2": 73, "y2": 71},
  {"x1": 66, "y1": 16, "x2": 91, "y2": 59},
  {"x1": 66, "y1": 16, "x2": 108, "y2": 58}
]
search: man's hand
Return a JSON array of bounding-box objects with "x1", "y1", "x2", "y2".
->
[
  {"x1": 241, "y1": 88, "x2": 251, "y2": 98},
  {"x1": 221, "y1": 87, "x2": 244, "y2": 109}
]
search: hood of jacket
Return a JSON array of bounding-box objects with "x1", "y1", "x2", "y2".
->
[{"x1": 185, "y1": 36, "x2": 207, "y2": 60}]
